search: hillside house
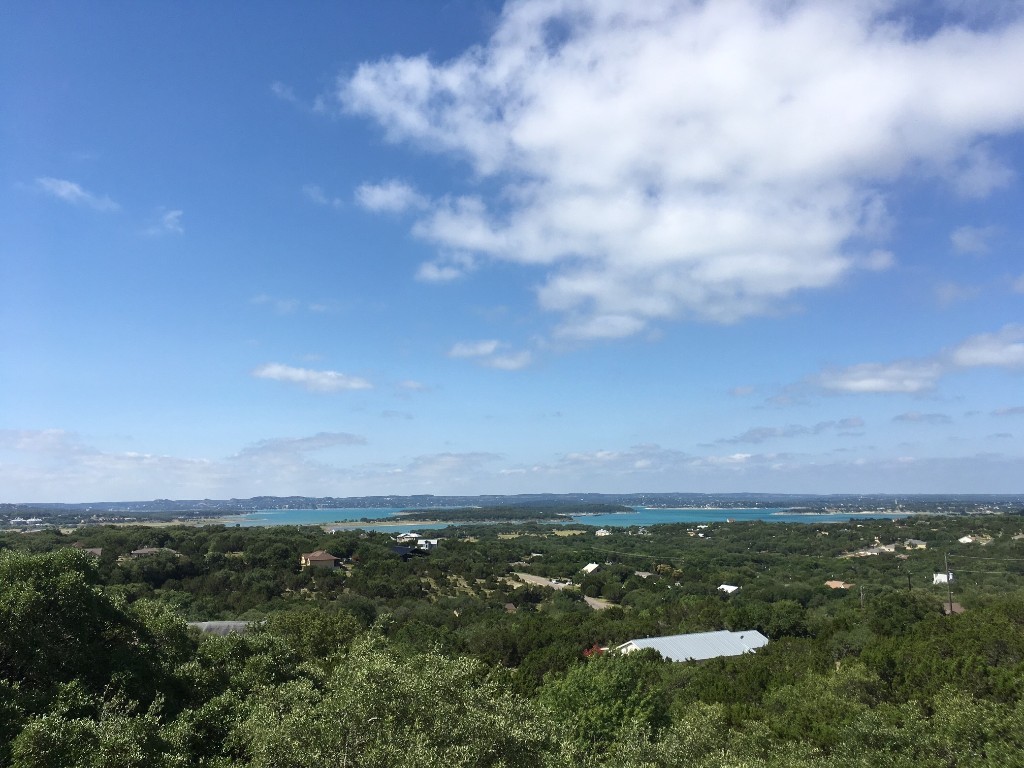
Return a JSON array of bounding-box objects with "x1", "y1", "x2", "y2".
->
[
  {"x1": 300, "y1": 550, "x2": 340, "y2": 569},
  {"x1": 617, "y1": 629, "x2": 768, "y2": 662},
  {"x1": 825, "y1": 580, "x2": 854, "y2": 590},
  {"x1": 129, "y1": 547, "x2": 179, "y2": 558}
]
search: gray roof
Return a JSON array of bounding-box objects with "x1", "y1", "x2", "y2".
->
[
  {"x1": 617, "y1": 629, "x2": 768, "y2": 662},
  {"x1": 188, "y1": 621, "x2": 251, "y2": 636}
]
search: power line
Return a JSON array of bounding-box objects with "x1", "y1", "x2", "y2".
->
[{"x1": 947, "y1": 554, "x2": 1024, "y2": 563}]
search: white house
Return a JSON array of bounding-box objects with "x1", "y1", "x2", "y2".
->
[
  {"x1": 581, "y1": 562, "x2": 600, "y2": 575},
  {"x1": 718, "y1": 584, "x2": 740, "y2": 595},
  {"x1": 933, "y1": 572, "x2": 954, "y2": 585},
  {"x1": 595, "y1": 529, "x2": 612, "y2": 537},
  {"x1": 617, "y1": 629, "x2": 768, "y2": 662},
  {"x1": 417, "y1": 538, "x2": 439, "y2": 550}
]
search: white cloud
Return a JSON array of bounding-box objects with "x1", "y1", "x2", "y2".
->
[
  {"x1": 35, "y1": 177, "x2": 119, "y2": 212},
  {"x1": 271, "y1": 80, "x2": 299, "y2": 103},
  {"x1": 485, "y1": 351, "x2": 532, "y2": 370},
  {"x1": 354, "y1": 180, "x2": 427, "y2": 212},
  {"x1": 338, "y1": 1, "x2": 1024, "y2": 338},
  {"x1": 950, "y1": 325, "x2": 1024, "y2": 368},
  {"x1": 303, "y1": 184, "x2": 344, "y2": 209},
  {"x1": 238, "y1": 432, "x2": 366, "y2": 457},
  {"x1": 893, "y1": 411, "x2": 952, "y2": 424},
  {"x1": 448, "y1": 339, "x2": 501, "y2": 358},
  {"x1": 935, "y1": 280, "x2": 981, "y2": 307},
  {"x1": 718, "y1": 418, "x2": 865, "y2": 445},
  {"x1": 448, "y1": 339, "x2": 532, "y2": 369},
  {"x1": 950, "y1": 224, "x2": 995, "y2": 254},
  {"x1": 146, "y1": 208, "x2": 183, "y2": 236},
  {"x1": 817, "y1": 360, "x2": 944, "y2": 393},
  {"x1": 252, "y1": 363, "x2": 372, "y2": 392},
  {"x1": 251, "y1": 294, "x2": 301, "y2": 314},
  {"x1": 992, "y1": 405, "x2": 1024, "y2": 417},
  {"x1": 804, "y1": 324, "x2": 1024, "y2": 398},
  {"x1": 415, "y1": 252, "x2": 477, "y2": 283}
]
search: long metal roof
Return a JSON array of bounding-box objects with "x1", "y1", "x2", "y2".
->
[{"x1": 616, "y1": 629, "x2": 768, "y2": 662}]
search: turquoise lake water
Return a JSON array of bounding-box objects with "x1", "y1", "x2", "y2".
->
[{"x1": 226, "y1": 506, "x2": 906, "y2": 530}]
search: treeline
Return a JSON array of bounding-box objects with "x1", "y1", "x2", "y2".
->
[
  {"x1": 2, "y1": 515, "x2": 1024, "y2": 765},
  {"x1": 394, "y1": 503, "x2": 630, "y2": 522}
]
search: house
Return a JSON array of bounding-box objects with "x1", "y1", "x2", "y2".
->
[
  {"x1": 130, "y1": 547, "x2": 179, "y2": 558},
  {"x1": 933, "y1": 572, "x2": 954, "y2": 585},
  {"x1": 825, "y1": 580, "x2": 854, "y2": 590},
  {"x1": 958, "y1": 536, "x2": 975, "y2": 544},
  {"x1": 300, "y1": 550, "x2": 340, "y2": 569},
  {"x1": 417, "y1": 538, "x2": 439, "y2": 551},
  {"x1": 72, "y1": 543, "x2": 102, "y2": 557},
  {"x1": 395, "y1": 532, "x2": 420, "y2": 543},
  {"x1": 188, "y1": 621, "x2": 251, "y2": 636},
  {"x1": 904, "y1": 539, "x2": 927, "y2": 550},
  {"x1": 718, "y1": 584, "x2": 740, "y2": 595},
  {"x1": 595, "y1": 529, "x2": 612, "y2": 537},
  {"x1": 634, "y1": 571, "x2": 654, "y2": 579},
  {"x1": 616, "y1": 629, "x2": 768, "y2": 662},
  {"x1": 392, "y1": 545, "x2": 428, "y2": 561},
  {"x1": 581, "y1": 562, "x2": 600, "y2": 575}
]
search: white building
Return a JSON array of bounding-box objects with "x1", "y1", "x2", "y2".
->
[
  {"x1": 617, "y1": 629, "x2": 768, "y2": 662},
  {"x1": 933, "y1": 572, "x2": 954, "y2": 585},
  {"x1": 581, "y1": 562, "x2": 600, "y2": 575}
]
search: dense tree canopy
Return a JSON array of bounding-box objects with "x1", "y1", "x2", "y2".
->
[{"x1": 2, "y1": 513, "x2": 1023, "y2": 765}]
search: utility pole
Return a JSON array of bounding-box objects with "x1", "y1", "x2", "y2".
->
[{"x1": 944, "y1": 552, "x2": 954, "y2": 613}]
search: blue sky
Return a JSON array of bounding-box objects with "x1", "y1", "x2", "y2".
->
[{"x1": 3, "y1": 0, "x2": 1024, "y2": 502}]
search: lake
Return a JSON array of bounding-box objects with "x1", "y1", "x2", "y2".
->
[{"x1": 225, "y1": 506, "x2": 906, "y2": 530}]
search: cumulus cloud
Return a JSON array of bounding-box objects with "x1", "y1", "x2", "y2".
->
[
  {"x1": 354, "y1": 180, "x2": 427, "y2": 212},
  {"x1": 146, "y1": 208, "x2": 183, "y2": 236},
  {"x1": 252, "y1": 363, "x2": 372, "y2": 392},
  {"x1": 415, "y1": 252, "x2": 476, "y2": 283},
  {"x1": 448, "y1": 339, "x2": 532, "y2": 369},
  {"x1": 805, "y1": 324, "x2": 1024, "y2": 397},
  {"x1": 950, "y1": 325, "x2": 1024, "y2": 368},
  {"x1": 303, "y1": 184, "x2": 344, "y2": 209},
  {"x1": 485, "y1": 350, "x2": 532, "y2": 370},
  {"x1": 337, "y1": 1, "x2": 1024, "y2": 338},
  {"x1": 950, "y1": 224, "x2": 995, "y2": 254},
  {"x1": 237, "y1": 432, "x2": 366, "y2": 457},
  {"x1": 817, "y1": 360, "x2": 944, "y2": 393},
  {"x1": 448, "y1": 339, "x2": 501, "y2": 358},
  {"x1": 935, "y1": 280, "x2": 981, "y2": 307},
  {"x1": 35, "y1": 177, "x2": 119, "y2": 212},
  {"x1": 893, "y1": 411, "x2": 952, "y2": 425},
  {"x1": 718, "y1": 418, "x2": 864, "y2": 445}
]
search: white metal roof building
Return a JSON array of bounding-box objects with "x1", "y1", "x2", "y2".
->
[{"x1": 616, "y1": 629, "x2": 768, "y2": 662}]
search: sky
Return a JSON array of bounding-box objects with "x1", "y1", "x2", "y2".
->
[{"x1": 2, "y1": 0, "x2": 1024, "y2": 502}]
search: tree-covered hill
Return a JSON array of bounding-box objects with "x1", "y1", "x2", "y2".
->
[{"x1": 2, "y1": 515, "x2": 1023, "y2": 765}]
